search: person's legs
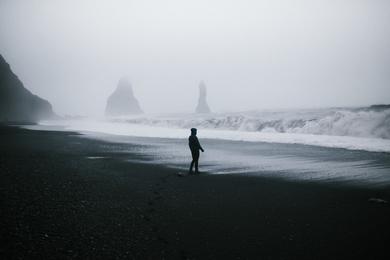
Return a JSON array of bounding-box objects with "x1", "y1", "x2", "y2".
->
[
  {"x1": 189, "y1": 149, "x2": 200, "y2": 173},
  {"x1": 193, "y1": 150, "x2": 200, "y2": 173},
  {"x1": 194, "y1": 159, "x2": 199, "y2": 173},
  {"x1": 189, "y1": 150, "x2": 196, "y2": 173},
  {"x1": 189, "y1": 159, "x2": 195, "y2": 173}
]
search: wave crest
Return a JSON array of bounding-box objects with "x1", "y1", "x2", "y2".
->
[{"x1": 111, "y1": 108, "x2": 390, "y2": 139}]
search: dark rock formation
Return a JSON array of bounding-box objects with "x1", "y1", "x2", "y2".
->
[
  {"x1": 369, "y1": 104, "x2": 390, "y2": 110},
  {"x1": 195, "y1": 81, "x2": 211, "y2": 113},
  {"x1": 0, "y1": 54, "x2": 56, "y2": 123},
  {"x1": 105, "y1": 78, "x2": 143, "y2": 116}
]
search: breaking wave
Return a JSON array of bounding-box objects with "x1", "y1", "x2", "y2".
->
[{"x1": 111, "y1": 107, "x2": 390, "y2": 139}]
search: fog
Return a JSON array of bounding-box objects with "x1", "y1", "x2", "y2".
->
[{"x1": 1, "y1": 0, "x2": 389, "y2": 116}]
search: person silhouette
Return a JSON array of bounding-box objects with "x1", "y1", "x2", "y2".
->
[{"x1": 189, "y1": 128, "x2": 204, "y2": 174}]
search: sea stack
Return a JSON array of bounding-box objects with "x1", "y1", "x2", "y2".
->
[
  {"x1": 195, "y1": 80, "x2": 211, "y2": 113},
  {"x1": 105, "y1": 78, "x2": 143, "y2": 116},
  {"x1": 0, "y1": 54, "x2": 56, "y2": 123}
]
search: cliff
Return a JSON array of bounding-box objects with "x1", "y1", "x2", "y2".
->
[{"x1": 0, "y1": 54, "x2": 56, "y2": 123}]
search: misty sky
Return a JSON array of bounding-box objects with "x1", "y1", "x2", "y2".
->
[{"x1": 0, "y1": 0, "x2": 389, "y2": 116}]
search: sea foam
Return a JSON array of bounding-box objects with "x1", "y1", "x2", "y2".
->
[{"x1": 39, "y1": 110, "x2": 390, "y2": 153}]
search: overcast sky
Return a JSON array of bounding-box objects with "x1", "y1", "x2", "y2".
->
[{"x1": 1, "y1": 0, "x2": 389, "y2": 116}]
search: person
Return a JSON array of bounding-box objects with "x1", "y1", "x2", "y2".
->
[{"x1": 188, "y1": 128, "x2": 204, "y2": 174}]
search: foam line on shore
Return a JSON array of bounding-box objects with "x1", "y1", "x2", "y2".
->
[{"x1": 37, "y1": 119, "x2": 390, "y2": 153}]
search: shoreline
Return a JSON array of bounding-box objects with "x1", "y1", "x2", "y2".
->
[
  {"x1": 32, "y1": 118, "x2": 390, "y2": 153},
  {"x1": 23, "y1": 123, "x2": 390, "y2": 188},
  {"x1": 1, "y1": 125, "x2": 389, "y2": 259}
]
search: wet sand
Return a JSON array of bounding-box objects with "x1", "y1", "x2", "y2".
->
[{"x1": 0, "y1": 125, "x2": 389, "y2": 259}]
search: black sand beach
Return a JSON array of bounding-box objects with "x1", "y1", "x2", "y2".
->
[{"x1": 1, "y1": 125, "x2": 389, "y2": 259}]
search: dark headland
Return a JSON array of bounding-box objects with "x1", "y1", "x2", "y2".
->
[
  {"x1": 0, "y1": 55, "x2": 56, "y2": 123},
  {"x1": 1, "y1": 125, "x2": 389, "y2": 259}
]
